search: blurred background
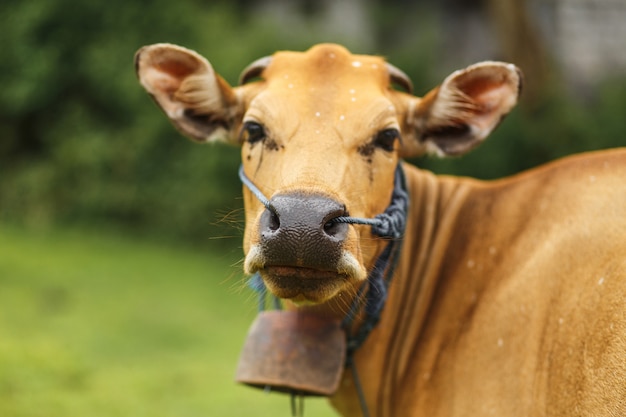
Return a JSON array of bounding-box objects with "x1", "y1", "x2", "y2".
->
[{"x1": 0, "y1": 0, "x2": 624, "y2": 416}]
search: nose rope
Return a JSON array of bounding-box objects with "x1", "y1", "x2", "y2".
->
[
  {"x1": 238, "y1": 166, "x2": 274, "y2": 212},
  {"x1": 238, "y1": 165, "x2": 408, "y2": 239}
]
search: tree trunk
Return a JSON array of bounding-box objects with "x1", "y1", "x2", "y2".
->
[{"x1": 486, "y1": 0, "x2": 555, "y2": 107}]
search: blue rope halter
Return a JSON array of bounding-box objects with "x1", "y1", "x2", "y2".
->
[
  {"x1": 238, "y1": 165, "x2": 407, "y2": 240},
  {"x1": 239, "y1": 164, "x2": 409, "y2": 417}
]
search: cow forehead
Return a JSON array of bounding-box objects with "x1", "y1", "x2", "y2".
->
[
  {"x1": 237, "y1": 46, "x2": 400, "y2": 210},
  {"x1": 261, "y1": 44, "x2": 391, "y2": 104},
  {"x1": 266, "y1": 44, "x2": 387, "y2": 80},
  {"x1": 243, "y1": 44, "x2": 400, "y2": 146}
]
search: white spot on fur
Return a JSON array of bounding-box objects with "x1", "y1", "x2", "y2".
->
[
  {"x1": 339, "y1": 115, "x2": 345, "y2": 121},
  {"x1": 349, "y1": 89, "x2": 356, "y2": 94},
  {"x1": 352, "y1": 61, "x2": 362, "y2": 68},
  {"x1": 291, "y1": 298, "x2": 318, "y2": 307},
  {"x1": 244, "y1": 244, "x2": 265, "y2": 275},
  {"x1": 467, "y1": 259, "x2": 475, "y2": 269},
  {"x1": 497, "y1": 338, "x2": 504, "y2": 348},
  {"x1": 598, "y1": 277, "x2": 605, "y2": 286},
  {"x1": 315, "y1": 112, "x2": 321, "y2": 117},
  {"x1": 338, "y1": 251, "x2": 367, "y2": 281},
  {"x1": 351, "y1": 97, "x2": 356, "y2": 102},
  {"x1": 371, "y1": 63, "x2": 379, "y2": 69},
  {"x1": 329, "y1": 53, "x2": 336, "y2": 59},
  {"x1": 288, "y1": 83, "x2": 294, "y2": 89},
  {"x1": 558, "y1": 317, "x2": 564, "y2": 325}
]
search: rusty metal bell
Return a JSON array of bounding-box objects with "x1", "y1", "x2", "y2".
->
[{"x1": 235, "y1": 310, "x2": 346, "y2": 396}]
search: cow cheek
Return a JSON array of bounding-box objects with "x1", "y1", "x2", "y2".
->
[
  {"x1": 241, "y1": 187, "x2": 266, "y2": 253},
  {"x1": 242, "y1": 212, "x2": 262, "y2": 255},
  {"x1": 360, "y1": 227, "x2": 388, "y2": 273},
  {"x1": 340, "y1": 227, "x2": 368, "y2": 281}
]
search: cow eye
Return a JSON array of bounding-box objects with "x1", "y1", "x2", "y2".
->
[
  {"x1": 240, "y1": 121, "x2": 266, "y2": 144},
  {"x1": 373, "y1": 128, "x2": 400, "y2": 152}
]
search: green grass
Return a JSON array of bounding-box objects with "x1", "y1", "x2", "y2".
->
[{"x1": 0, "y1": 225, "x2": 337, "y2": 417}]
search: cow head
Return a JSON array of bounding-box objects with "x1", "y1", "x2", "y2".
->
[{"x1": 135, "y1": 43, "x2": 521, "y2": 306}]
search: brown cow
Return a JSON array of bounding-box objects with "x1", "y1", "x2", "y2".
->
[{"x1": 135, "y1": 43, "x2": 626, "y2": 416}]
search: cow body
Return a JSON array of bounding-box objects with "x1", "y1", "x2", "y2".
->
[
  {"x1": 135, "y1": 43, "x2": 626, "y2": 416},
  {"x1": 337, "y1": 150, "x2": 626, "y2": 416}
]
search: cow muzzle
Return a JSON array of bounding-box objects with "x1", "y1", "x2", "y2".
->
[{"x1": 244, "y1": 192, "x2": 365, "y2": 304}]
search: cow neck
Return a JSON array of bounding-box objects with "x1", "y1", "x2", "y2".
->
[{"x1": 373, "y1": 167, "x2": 473, "y2": 417}]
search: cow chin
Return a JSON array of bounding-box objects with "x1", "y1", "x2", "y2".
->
[
  {"x1": 260, "y1": 267, "x2": 348, "y2": 305},
  {"x1": 244, "y1": 245, "x2": 367, "y2": 305}
]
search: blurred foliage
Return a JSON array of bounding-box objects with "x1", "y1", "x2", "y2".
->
[
  {"x1": 0, "y1": 0, "x2": 275, "y2": 244},
  {"x1": 0, "y1": 0, "x2": 625, "y2": 249}
]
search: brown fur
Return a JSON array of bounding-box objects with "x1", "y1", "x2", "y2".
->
[
  {"x1": 136, "y1": 43, "x2": 626, "y2": 416},
  {"x1": 334, "y1": 151, "x2": 626, "y2": 416}
]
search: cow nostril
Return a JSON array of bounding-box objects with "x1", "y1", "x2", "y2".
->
[
  {"x1": 323, "y1": 209, "x2": 348, "y2": 238},
  {"x1": 261, "y1": 194, "x2": 349, "y2": 243},
  {"x1": 323, "y1": 220, "x2": 341, "y2": 237},
  {"x1": 268, "y1": 209, "x2": 280, "y2": 231}
]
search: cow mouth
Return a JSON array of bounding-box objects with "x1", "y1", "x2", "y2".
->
[
  {"x1": 259, "y1": 266, "x2": 350, "y2": 305},
  {"x1": 244, "y1": 244, "x2": 367, "y2": 304}
]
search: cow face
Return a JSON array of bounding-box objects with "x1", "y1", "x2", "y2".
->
[{"x1": 135, "y1": 43, "x2": 521, "y2": 305}]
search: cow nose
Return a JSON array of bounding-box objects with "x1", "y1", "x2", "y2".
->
[{"x1": 259, "y1": 193, "x2": 349, "y2": 269}]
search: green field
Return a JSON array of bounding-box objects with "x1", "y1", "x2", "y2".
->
[{"x1": 0, "y1": 225, "x2": 336, "y2": 416}]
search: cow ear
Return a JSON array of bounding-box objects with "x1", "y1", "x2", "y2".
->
[
  {"x1": 402, "y1": 62, "x2": 522, "y2": 157},
  {"x1": 135, "y1": 43, "x2": 243, "y2": 144}
]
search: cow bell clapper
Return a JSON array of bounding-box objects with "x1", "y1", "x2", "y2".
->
[{"x1": 235, "y1": 310, "x2": 346, "y2": 396}]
